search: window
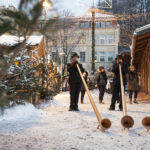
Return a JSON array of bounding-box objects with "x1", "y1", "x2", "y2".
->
[
  {"x1": 101, "y1": 22, "x2": 105, "y2": 28},
  {"x1": 89, "y1": 22, "x2": 92, "y2": 27},
  {"x1": 106, "y1": 22, "x2": 112, "y2": 28},
  {"x1": 95, "y1": 52, "x2": 97, "y2": 61},
  {"x1": 108, "y1": 52, "x2": 114, "y2": 62},
  {"x1": 95, "y1": 22, "x2": 100, "y2": 28},
  {"x1": 108, "y1": 35, "x2": 114, "y2": 44},
  {"x1": 85, "y1": 22, "x2": 89, "y2": 28},
  {"x1": 80, "y1": 52, "x2": 86, "y2": 62},
  {"x1": 100, "y1": 52, "x2": 105, "y2": 62},
  {"x1": 80, "y1": 22, "x2": 85, "y2": 28},
  {"x1": 100, "y1": 35, "x2": 105, "y2": 44}
]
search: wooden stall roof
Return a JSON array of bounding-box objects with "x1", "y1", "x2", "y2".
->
[
  {"x1": 131, "y1": 24, "x2": 150, "y2": 65},
  {"x1": 0, "y1": 35, "x2": 45, "y2": 58}
]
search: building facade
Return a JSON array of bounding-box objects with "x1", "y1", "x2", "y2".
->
[
  {"x1": 74, "y1": 20, "x2": 120, "y2": 72},
  {"x1": 49, "y1": 12, "x2": 120, "y2": 73}
]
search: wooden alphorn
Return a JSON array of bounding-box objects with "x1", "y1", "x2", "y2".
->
[
  {"x1": 119, "y1": 64, "x2": 134, "y2": 129},
  {"x1": 76, "y1": 64, "x2": 111, "y2": 131},
  {"x1": 142, "y1": 117, "x2": 150, "y2": 132}
]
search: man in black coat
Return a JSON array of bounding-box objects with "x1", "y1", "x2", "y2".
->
[
  {"x1": 109, "y1": 55, "x2": 127, "y2": 111},
  {"x1": 67, "y1": 53, "x2": 84, "y2": 111}
]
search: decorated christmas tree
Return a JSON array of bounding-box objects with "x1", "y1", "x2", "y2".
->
[{"x1": 0, "y1": 0, "x2": 60, "y2": 111}]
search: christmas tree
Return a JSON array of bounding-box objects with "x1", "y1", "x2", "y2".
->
[{"x1": 0, "y1": 0, "x2": 60, "y2": 111}]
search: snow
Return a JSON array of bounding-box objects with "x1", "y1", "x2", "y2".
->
[
  {"x1": 26, "y1": 35, "x2": 43, "y2": 46},
  {"x1": 0, "y1": 90, "x2": 150, "y2": 150},
  {"x1": 81, "y1": 13, "x2": 114, "y2": 18},
  {"x1": 0, "y1": 35, "x2": 23, "y2": 46},
  {"x1": 134, "y1": 24, "x2": 150, "y2": 34},
  {"x1": 0, "y1": 35, "x2": 43, "y2": 46},
  {"x1": 0, "y1": 103, "x2": 42, "y2": 122}
]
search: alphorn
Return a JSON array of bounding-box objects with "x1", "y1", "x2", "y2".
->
[
  {"x1": 119, "y1": 64, "x2": 134, "y2": 129},
  {"x1": 142, "y1": 117, "x2": 150, "y2": 132},
  {"x1": 76, "y1": 64, "x2": 111, "y2": 131}
]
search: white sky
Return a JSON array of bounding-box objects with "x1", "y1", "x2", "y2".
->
[{"x1": 0, "y1": 0, "x2": 99, "y2": 16}]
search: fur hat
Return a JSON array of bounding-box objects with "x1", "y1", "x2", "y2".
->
[
  {"x1": 99, "y1": 66, "x2": 104, "y2": 71},
  {"x1": 117, "y1": 55, "x2": 123, "y2": 59},
  {"x1": 71, "y1": 52, "x2": 79, "y2": 58}
]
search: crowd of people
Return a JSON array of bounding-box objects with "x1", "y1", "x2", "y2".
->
[{"x1": 66, "y1": 52, "x2": 139, "y2": 111}]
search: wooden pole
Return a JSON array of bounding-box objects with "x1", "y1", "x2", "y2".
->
[
  {"x1": 119, "y1": 64, "x2": 127, "y2": 116},
  {"x1": 76, "y1": 64, "x2": 102, "y2": 126},
  {"x1": 119, "y1": 64, "x2": 134, "y2": 129}
]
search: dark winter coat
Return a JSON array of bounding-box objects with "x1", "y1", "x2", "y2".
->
[
  {"x1": 67, "y1": 61, "x2": 84, "y2": 84},
  {"x1": 112, "y1": 62, "x2": 127, "y2": 86},
  {"x1": 127, "y1": 71, "x2": 139, "y2": 91},
  {"x1": 81, "y1": 76, "x2": 87, "y2": 91},
  {"x1": 97, "y1": 72, "x2": 107, "y2": 87}
]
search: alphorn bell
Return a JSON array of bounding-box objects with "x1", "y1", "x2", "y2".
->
[
  {"x1": 76, "y1": 64, "x2": 111, "y2": 131},
  {"x1": 142, "y1": 117, "x2": 150, "y2": 132},
  {"x1": 119, "y1": 64, "x2": 134, "y2": 129}
]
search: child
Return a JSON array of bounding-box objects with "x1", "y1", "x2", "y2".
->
[
  {"x1": 62, "y1": 79, "x2": 67, "y2": 92},
  {"x1": 97, "y1": 66, "x2": 107, "y2": 104},
  {"x1": 127, "y1": 65, "x2": 139, "y2": 104}
]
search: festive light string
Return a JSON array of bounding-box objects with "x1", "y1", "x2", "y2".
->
[{"x1": 42, "y1": 6, "x2": 150, "y2": 48}]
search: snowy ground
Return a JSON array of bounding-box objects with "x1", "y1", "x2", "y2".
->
[{"x1": 0, "y1": 90, "x2": 150, "y2": 150}]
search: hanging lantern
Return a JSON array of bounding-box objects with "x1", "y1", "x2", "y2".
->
[
  {"x1": 14, "y1": 61, "x2": 19, "y2": 66},
  {"x1": 54, "y1": 77, "x2": 58, "y2": 83},
  {"x1": 53, "y1": 69, "x2": 57, "y2": 74},
  {"x1": 59, "y1": 65, "x2": 62, "y2": 71},
  {"x1": 49, "y1": 73, "x2": 54, "y2": 77}
]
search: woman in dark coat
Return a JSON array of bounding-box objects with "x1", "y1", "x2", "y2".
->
[
  {"x1": 97, "y1": 66, "x2": 107, "y2": 104},
  {"x1": 80, "y1": 71, "x2": 88, "y2": 104},
  {"x1": 127, "y1": 65, "x2": 139, "y2": 104}
]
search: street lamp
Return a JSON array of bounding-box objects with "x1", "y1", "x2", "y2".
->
[
  {"x1": 59, "y1": 52, "x2": 65, "y2": 92},
  {"x1": 43, "y1": 0, "x2": 53, "y2": 8},
  {"x1": 42, "y1": 0, "x2": 53, "y2": 97},
  {"x1": 43, "y1": 0, "x2": 53, "y2": 21},
  {"x1": 42, "y1": 0, "x2": 53, "y2": 63}
]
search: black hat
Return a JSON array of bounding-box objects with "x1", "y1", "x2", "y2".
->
[
  {"x1": 117, "y1": 55, "x2": 122, "y2": 59},
  {"x1": 71, "y1": 52, "x2": 79, "y2": 58}
]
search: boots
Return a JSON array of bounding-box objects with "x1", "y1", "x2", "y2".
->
[
  {"x1": 130, "y1": 99, "x2": 132, "y2": 104},
  {"x1": 134, "y1": 99, "x2": 138, "y2": 104},
  {"x1": 99, "y1": 100, "x2": 105, "y2": 104}
]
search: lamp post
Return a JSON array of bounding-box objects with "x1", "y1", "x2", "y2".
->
[
  {"x1": 42, "y1": 0, "x2": 53, "y2": 63},
  {"x1": 42, "y1": 0, "x2": 53, "y2": 98},
  {"x1": 59, "y1": 52, "x2": 65, "y2": 92},
  {"x1": 43, "y1": 0, "x2": 53, "y2": 20},
  {"x1": 91, "y1": 7, "x2": 95, "y2": 74}
]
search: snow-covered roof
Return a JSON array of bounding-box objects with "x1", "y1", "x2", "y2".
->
[
  {"x1": 134, "y1": 24, "x2": 150, "y2": 36},
  {"x1": 74, "y1": 8, "x2": 115, "y2": 22},
  {"x1": 26, "y1": 35, "x2": 44, "y2": 45},
  {"x1": 0, "y1": 35, "x2": 23, "y2": 46},
  {"x1": 81, "y1": 12, "x2": 114, "y2": 18},
  {"x1": 0, "y1": 35, "x2": 43, "y2": 46}
]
